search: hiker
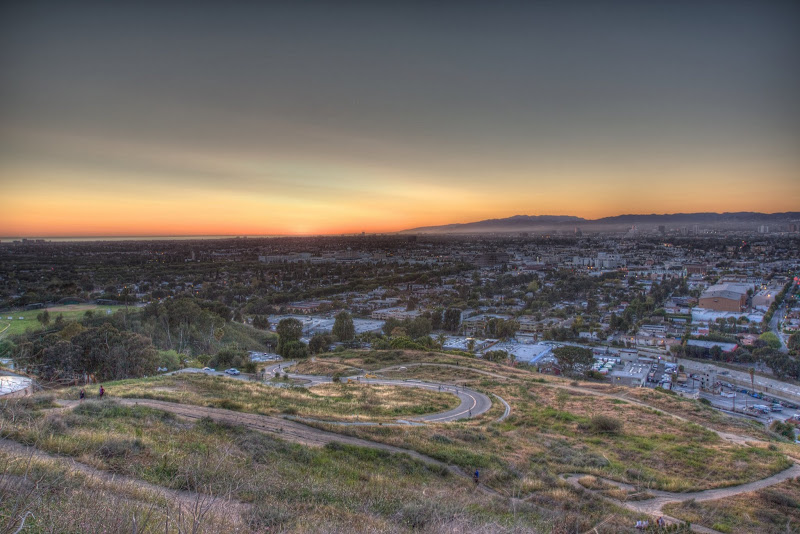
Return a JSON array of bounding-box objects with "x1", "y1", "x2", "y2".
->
[
  {"x1": 98, "y1": 385, "x2": 105, "y2": 398},
  {"x1": 473, "y1": 469, "x2": 479, "y2": 485},
  {"x1": 79, "y1": 388, "x2": 85, "y2": 401},
  {"x1": 635, "y1": 520, "x2": 643, "y2": 530},
  {"x1": 657, "y1": 516, "x2": 666, "y2": 528}
]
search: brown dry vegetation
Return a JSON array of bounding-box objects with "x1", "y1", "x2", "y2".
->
[
  {"x1": 663, "y1": 477, "x2": 800, "y2": 533},
  {"x1": 56, "y1": 373, "x2": 460, "y2": 422},
  {"x1": 4, "y1": 349, "x2": 796, "y2": 533},
  {"x1": 380, "y1": 365, "x2": 492, "y2": 384},
  {"x1": 0, "y1": 396, "x2": 642, "y2": 533},
  {"x1": 306, "y1": 375, "x2": 790, "y2": 494}
]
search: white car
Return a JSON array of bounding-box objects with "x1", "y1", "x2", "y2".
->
[
  {"x1": 225, "y1": 368, "x2": 241, "y2": 375},
  {"x1": 202, "y1": 367, "x2": 215, "y2": 372}
]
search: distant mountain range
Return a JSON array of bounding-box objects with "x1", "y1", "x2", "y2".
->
[{"x1": 401, "y1": 212, "x2": 800, "y2": 234}]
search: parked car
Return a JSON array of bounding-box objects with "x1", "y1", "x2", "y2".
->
[
  {"x1": 225, "y1": 368, "x2": 241, "y2": 375},
  {"x1": 202, "y1": 367, "x2": 215, "y2": 372}
]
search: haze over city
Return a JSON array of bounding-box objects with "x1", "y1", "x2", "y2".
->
[
  {"x1": 1, "y1": 1, "x2": 799, "y2": 237},
  {"x1": 3, "y1": 4, "x2": 800, "y2": 532}
]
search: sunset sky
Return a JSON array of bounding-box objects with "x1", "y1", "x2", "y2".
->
[{"x1": 1, "y1": 2, "x2": 799, "y2": 237}]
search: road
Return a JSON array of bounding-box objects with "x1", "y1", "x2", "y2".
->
[
  {"x1": 0, "y1": 370, "x2": 33, "y2": 397},
  {"x1": 769, "y1": 302, "x2": 790, "y2": 353},
  {"x1": 262, "y1": 361, "x2": 493, "y2": 423}
]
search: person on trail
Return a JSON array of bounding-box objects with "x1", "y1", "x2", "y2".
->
[
  {"x1": 79, "y1": 388, "x2": 85, "y2": 401},
  {"x1": 473, "y1": 469, "x2": 479, "y2": 485},
  {"x1": 98, "y1": 385, "x2": 105, "y2": 398},
  {"x1": 657, "y1": 516, "x2": 666, "y2": 528}
]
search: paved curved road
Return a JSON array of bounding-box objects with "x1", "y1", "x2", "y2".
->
[{"x1": 263, "y1": 361, "x2": 493, "y2": 423}]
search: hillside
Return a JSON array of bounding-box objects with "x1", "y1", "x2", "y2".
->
[
  {"x1": 401, "y1": 212, "x2": 800, "y2": 234},
  {"x1": 1, "y1": 349, "x2": 798, "y2": 533}
]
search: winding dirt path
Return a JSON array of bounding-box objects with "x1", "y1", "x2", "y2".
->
[
  {"x1": 54, "y1": 398, "x2": 506, "y2": 501},
  {"x1": 0, "y1": 437, "x2": 252, "y2": 526},
  {"x1": 377, "y1": 362, "x2": 768, "y2": 447},
  {"x1": 566, "y1": 463, "x2": 800, "y2": 533}
]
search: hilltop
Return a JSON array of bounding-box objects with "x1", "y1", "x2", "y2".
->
[
  {"x1": 401, "y1": 212, "x2": 800, "y2": 234},
  {"x1": 2, "y1": 349, "x2": 798, "y2": 533}
]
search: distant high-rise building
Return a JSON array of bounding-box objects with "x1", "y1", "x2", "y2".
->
[
  {"x1": 574, "y1": 227, "x2": 582, "y2": 237},
  {"x1": 758, "y1": 225, "x2": 769, "y2": 234},
  {"x1": 658, "y1": 225, "x2": 666, "y2": 235}
]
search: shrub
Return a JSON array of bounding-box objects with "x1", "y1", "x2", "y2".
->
[
  {"x1": 578, "y1": 415, "x2": 623, "y2": 435},
  {"x1": 770, "y1": 420, "x2": 796, "y2": 440},
  {"x1": 96, "y1": 438, "x2": 145, "y2": 459}
]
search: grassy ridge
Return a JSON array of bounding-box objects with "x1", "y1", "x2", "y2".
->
[
  {"x1": 0, "y1": 398, "x2": 565, "y2": 533},
  {"x1": 59, "y1": 373, "x2": 460, "y2": 422},
  {"x1": 663, "y1": 478, "x2": 800, "y2": 533}
]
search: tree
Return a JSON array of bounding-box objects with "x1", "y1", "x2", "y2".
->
[
  {"x1": 252, "y1": 315, "x2": 271, "y2": 330},
  {"x1": 332, "y1": 311, "x2": 355, "y2": 342},
  {"x1": 483, "y1": 350, "x2": 508, "y2": 363},
  {"x1": 443, "y1": 308, "x2": 462, "y2": 332},
  {"x1": 788, "y1": 332, "x2": 800, "y2": 353},
  {"x1": 759, "y1": 331, "x2": 782, "y2": 351},
  {"x1": 282, "y1": 340, "x2": 308, "y2": 359},
  {"x1": 406, "y1": 316, "x2": 432, "y2": 339},
  {"x1": 309, "y1": 333, "x2": 332, "y2": 354},
  {"x1": 37, "y1": 310, "x2": 50, "y2": 326},
  {"x1": 553, "y1": 346, "x2": 593, "y2": 376},
  {"x1": 430, "y1": 308, "x2": 444, "y2": 330},
  {"x1": 209, "y1": 347, "x2": 249, "y2": 370},
  {"x1": 276, "y1": 318, "x2": 303, "y2": 356}
]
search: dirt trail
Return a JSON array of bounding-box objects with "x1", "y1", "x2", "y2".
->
[
  {"x1": 0, "y1": 437, "x2": 252, "y2": 524},
  {"x1": 566, "y1": 463, "x2": 800, "y2": 532},
  {"x1": 56, "y1": 398, "x2": 505, "y2": 500}
]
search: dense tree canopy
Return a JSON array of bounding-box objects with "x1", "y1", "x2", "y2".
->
[
  {"x1": 276, "y1": 318, "x2": 304, "y2": 356},
  {"x1": 553, "y1": 346, "x2": 593, "y2": 376},
  {"x1": 13, "y1": 322, "x2": 158, "y2": 382},
  {"x1": 332, "y1": 311, "x2": 355, "y2": 341}
]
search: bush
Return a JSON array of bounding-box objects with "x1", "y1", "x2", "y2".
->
[
  {"x1": 158, "y1": 350, "x2": 181, "y2": 371},
  {"x1": 96, "y1": 438, "x2": 145, "y2": 459},
  {"x1": 578, "y1": 415, "x2": 623, "y2": 435},
  {"x1": 770, "y1": 420, "x2": 796, "y2": 440}
]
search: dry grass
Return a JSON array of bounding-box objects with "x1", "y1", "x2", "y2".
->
[
  {"x1": 380, "y1": 365, "x2": 492, "y2": 384},
  {"x1": 663, "y1": 477, "x2": 800, "y2": 533},
  {"x1": 0, "y1": 397, "x2": 585, "y2": 533},
  {"x1": 308, "y1": 378, "x2": 791, "y2": 493},
  {"x1": 57, "y1": 373, "x2": 460, "y2": 422}
]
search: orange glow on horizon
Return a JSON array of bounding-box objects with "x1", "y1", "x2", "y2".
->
[{"x1": 1, "y1": 154, "x2": 798, "y2": 237}]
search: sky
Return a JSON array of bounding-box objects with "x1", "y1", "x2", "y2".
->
[{"x1": 1, "y1": 1, "x2": 799, "y2": 237}]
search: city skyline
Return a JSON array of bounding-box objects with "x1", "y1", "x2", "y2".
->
[{"x1": 2, "y1": 2, "x2": 799, "y2": 237}]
